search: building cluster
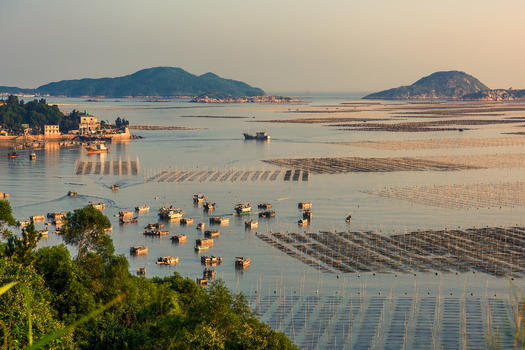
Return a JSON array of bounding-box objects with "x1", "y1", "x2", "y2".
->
[{"x1": 190, "y1": 95, "x2": 304, "y2": 104}]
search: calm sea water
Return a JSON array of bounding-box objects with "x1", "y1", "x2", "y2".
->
[{"x1": 1, "y1": 96, "x2": 523, "y2": 348}]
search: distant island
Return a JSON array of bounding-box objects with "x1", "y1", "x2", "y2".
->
[
  {"x1": 363, "y1": 70, "x2": 525, "y2": 101},
  {"x1": 190, "y1": 95, "x2": 306, "y2": 104},
  {"x1": 0, "y1": 67, "x2": 264, "y2": 98}
]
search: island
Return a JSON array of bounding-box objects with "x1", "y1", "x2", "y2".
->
[{"x1": 363, "y1": 70, "x2": 525, "y2": 101}]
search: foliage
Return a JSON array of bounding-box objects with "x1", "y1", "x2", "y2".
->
[
  {"x1": 0, "y1": 96, "x2": 81, "y2": 134},
  {"x1": 114, "y1": 117, "x2": 129, "y2": 129},
  {"x1": 0, "y1": 203, "x2": 298, "y2": 349}
]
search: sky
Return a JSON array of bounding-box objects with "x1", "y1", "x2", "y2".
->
[{"x1": 1, "y1": 0, "x2": 525, "y2": 93}]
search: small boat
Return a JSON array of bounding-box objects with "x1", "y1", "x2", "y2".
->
[
  {"x1": 30, "y1": 215, "x2": 45, "y2": 222},
  {"x1": 298, "y1": 202, "x2": 312, "y2": 210},
  {"x1": 156, "y1": 256, "x2": 179, "y2": 266},
  {"x1": 203, "y1": 202, "x2": 216, "y2": 211},
  {"x1": 85, "y1": 143, "x2": 109, "y2": 154},
  {"x1": 67, "y1": 191, "x2": 78, "y2": 197},
  {"x1": 302, "y1": 210, "x2": 313, "y2": 221},
  {"x1": 55, "y1": 228, "x2": 64, "y2": 235},
  {"x1": 243, "y1": 132, "x2": 270, "y2": 141},
  {"x1": 180, "y1": 217, "x2": 194, "y2": 225},
  {"x1": 145, "y1": 223, "x2": 164, "y2": 230},
  {"x1": 90, "y1": 202, "x2": 105, "y2": 210},
  {"x1": 234, "y1": 203, "x2": 252, "y2": 215},
  {"x1": 196, "y1": 222, "x2": 205, "y2": 231},
  {"x1": 38, "y1": 229, "x2": 49, "y2": 238},
  {"x1": 203, "y1": 268, "x2": 216, "y2": 279},
  {"x1": 158, "y1": 206, "x2": 184, "y2": 220},
  {"x1": 53, "y1": 219, "x2": 64, "y2": 227},
  {"x1": 196, "y1": 238, "x2": 214, "y2": 247},
  {"x1": 201, "y1": 256, "x2": 223, "y2": 265},
  {"x1": 135, "y1": 205, "x2": 150, "y2": 212},
  {"x1": 29, "y1": 152, "x2": 36, "y2": 160},
  {"x1": 345, "y1": 214, "x2": 352, "y2": 223},
  {"x1": 7, "y1": 151, "x2": 19, "y2": 159},
  {"x1": 111, "y1": 184, "x2": 120, "y2": 191},
  {"x1": 258, "y1": 203, "x2": 272, "y2": 209},
  {"x1": 298, "y1": 218, "x2": 309, "y2": 226},
  {"x1": 171, "y1": 234, "x2": 187, "y2": 243},
  {"x1": 235, "y1": 256, "x2": 251, "y2": 269},
  {"x1": 143, "y1": 229, "x2": 169, "y2": 236},
  {"x1": 17, "y1": 220, "x2": 31, "y2": 228},
  {"x1": 47, "y1": 212, "x2": 66, "y2": 220},
  {"x1": 136, "y1": 267, "x2": 146, "y2": 276},
  {"x1": 195, "y1": 245, "x2": 210, "y2": 252},
  {"x1": 130, "y1": 245, "x2": 148, "y2": 256},
  {"x1": 119, "y1": 210, "x2": 134, "y2": 218},
  {"x1": 120, "y1": 217, "x2": 138, "y2": 225},
  {"x1": 193, "y1": 193, "x2": 205, "y2": 203},
  {"x1": 104, "y1": 226, "x2": 113, "y2": 233},
  {"x1": 209, "y1": 217, "x2": 229, "y2": 225},
  {"x1": 196, "y1": 278, "x2": 208, "y2": 287},
  {"x1": 204, "y1": 230, "x2": 220, "y2": 238},
  {"x1": 245, "y1": 219, "x2": 258, "y2": 229},
  {"x1": 259, "y1": 210, "x2": 275, "y2": 218}
]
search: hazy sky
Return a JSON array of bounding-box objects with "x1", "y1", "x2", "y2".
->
[{"x1": 1, "y1": 0, "x2": 525, "y2": 93}]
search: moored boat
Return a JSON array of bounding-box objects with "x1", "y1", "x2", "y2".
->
[
  {"x1": 130, "y1": 245, "x2": 148, "y2": 256},
  {"x1": 156, "y1": 256, "x2": 179, "y2": 265},
  {"x1": 7, "y1": 151, "x2": 19, "y2": 159},
  {"x1": 158, "y1": 206, "x2": 184, "y2": 220},
  {"x1": 243, "y1": 132, "x2": 270, "y2": 141},
  {"x1": 29, "y1": 152, "x2": 36, "y2": 160},
  {"x1": 209, "y1": 216, "x2": 229, "y2": 225},
  {"x1": 259, "y1": 210, "x2": 275, "y2": 218},
  {"x1": 193, "y1": 193, "x2": 205, "y2": 203},
  {"x1": 245, "y1": 219, "x2": 258, "y2": 229},
  {"x1": 85, "y1": 143, "x2": 109, "y2": 154},
  {"x1": 135, "y1": 205, "x2": 150, "y2": 212},
  {"x1": 235, "y1": 256, "x2": 251, "y2": 269},
  {"x1": 234, "y1": 203, "x2": 252, "y2": 215}
]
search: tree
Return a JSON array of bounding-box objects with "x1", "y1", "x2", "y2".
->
[{"x1": 63, "y1": 206, "x2": 112, "y2": 260}]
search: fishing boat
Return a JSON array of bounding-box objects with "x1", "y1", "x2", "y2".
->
[
  {"x1": 345, "y1": 213, "x2": 352, "y2": 223},
  {"x1": 135, "y1": 205, "x2": 150, "y2": 212},
  {"x1": 193, "y1": 193, "x2": 205, "y2": 203},
  {"x1": 196, "y1": 278, "x2": 208, "y2": 286},
  {"x1": 120, "y1": 216, "x2": 138, "y2": 225},
  {"x1": 209, "y1": 217, "x2": 229, "y2": 225},
  {"x1": 203, "y1": 202, "x2": 215, "y2": 211},
  {"x1": 90, "y1": 202, "x2": 105, "y2": 210},
  {"x1": 180, "y1": 217, "x2": 194, "y2": 225},
  {"x1": 204, "y1": 230, "x2": 220, "y2": 238},
  {"x1": 67, "y1": 191, "x2": 78, "y2": 197},
  {"x1": 29, "y1": 152, "x2": 36, "y2": 160},
  {"x1": 194, "y1": 245, "x2": 210, "y2": 252},
  {"x1": 298, "y1": 202, "x2": 312, "y2": 210},
  {"x1": 171, "y1": 234, "x2": 187, "y2": 243},
  {"x1": 245, "y1": 219, "x2": 258, "y2": 229},
  {"x1": 298, "y1": 218, "x2": 309, "y2": 226},
  {"x1": 234, "y1": 203, "x2": 252, "y2": 215},
  {"x1": 7, "y1": 151, "x2": 19, "y2": 159},
  {"x1": 119, "y1": 210, "x2": 134, "y2": 218},
  {"x1": 201, "y1": 256, "x2": 223, "y2": 265},
  {"x1": 145, "y1": 223, "x2": 164, "y2": 230},
  {"x1": 85, "y1": 143, "x2": 109, "y2": 154},
  {"x1": 158, "y1": 206, "x2": 184, "y2": 220},
  {"x1": 235, "y1": 256, "x2": 251, "y2": 269},
  {"x1": 143, "y1": 229, "x2": 169, "y2": 236},
  {"x1": 38, "y1": 229, "x2": 49, "y2": 238},
  {"x1": 203, "y1": 268, "x2": 216, "y2": 279},
  {"x1": 136, "y1": 267, "x2": 146, "y2": 276},
  {"x1": 130, "y1": 245, "x2": 148, "y2": 256},
  {"x1": 243, "y1": 132, "x2": 270, "y2": 141},
  {"x1": 196, "y1": 222, "x2": 205, "y2": 231},
  {"x1": 111, "y1": 184, "x2": 120, "y2": 191},
  {"x1": 156, "y1": 256, "x2": 179, "y2": 266},
  {"x1": 196, "y1": 238, "x2": 214, "y2": 247},
  {"x1": 259, "y1": 210, "x2": 276, "y2": 218},
  {"x1": 258, "y1": 203, "x2": 272, "y2": 209},
  {"x1": 302, "y1": 210, "x2": 313, "y2": 221}
]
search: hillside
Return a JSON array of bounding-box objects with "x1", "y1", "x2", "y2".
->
[
  {"x1": 33, "y1": 67, "x2": 264, "y2": 98},
  {"x1": 363, "y1": 71, "x2": 490, "y2": 100}
]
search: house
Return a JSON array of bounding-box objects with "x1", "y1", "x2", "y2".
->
[
  {"x1": 79, "y1": 113, "x2": 100, "y2": 135},
  {"x1": 44, "y1": 124, "x2": 60, "y2": 137}
]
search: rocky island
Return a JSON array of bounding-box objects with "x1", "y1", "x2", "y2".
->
[{"x1": 363, "y1": 70, "x2": 525, "y2": 101}]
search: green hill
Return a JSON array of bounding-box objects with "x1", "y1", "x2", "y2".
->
[
  {"x1": 363, "y1": 71, "x2": 489, "y2": 100},
  {"x1": 34, "y1": 67, "x2": 264, "y2": 98}
]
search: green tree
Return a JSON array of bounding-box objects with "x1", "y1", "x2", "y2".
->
[{"x1": 63, "y1": 206, "x2": 112, "y2": 260}]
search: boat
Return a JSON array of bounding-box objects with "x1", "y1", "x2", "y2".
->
[
  {"x1": 135, "y1": 205, "x2": 150, "y2": 212},
  {"x1": 119, "y1": 210, "x2": 134, "y2": 218},
  {"x1": 111, "y1": 184, "x2": 120, "y2": 191},
  {"x1": 104, "y1": 226, "x2": 113, "y2": 233},
  {"x1": 345, "y1": 214, "x2": 352, "y2": 223},
  {"x1": 201, "y1": 256, "x2": 223, "y2": 265},
  {"x1": 7, "y1": 151, "x2": 19, "y2": 159},
  {"x1": 90, "y1": 202, "x2": 105, "y2": 210},
  {"x1": 259, "y1": 210, "x2": 275, "y2": 218},
  {"x1": 196, "y1": 222, "x2": 205, "y2": 231},
  {"x1": 130, "y1": 245, "x2": 148, "y2": 256},
  {"x1": 234, "y1": 203, "x2": 252, "y2": 215},
  {"x1": 196, "y1": 238, "x2": 214, "y2": 247},
  {"x1": 136, "y1": 267, "x2": 146, "y2": 276},
  {"x1": 204, "y1": 230, "x2": 220, "y2": 238},
  {"x1": 235, "y1": 256, "x2": 251, "y2": 269},
  {"x1": 17, "y1": 220, "x2": 31, "y2": 228},
  {"x1": 203, "y1": 268, "x2": 216, "y2": 279},
  {"x1": 47, "y1": 212, "x2": 66, "y2": 220},
  {"x1": 145, "y1": 223, "x2": 164, "y2": 230},
  {"x1": 193, "y1": 193, "x2": 205, "y2": 203},
  {"x1": 30, "y1": 215, "x2": 45, "y2": 222},
  {"x1": 209, "y1": 217, "x2": 229, "y2": 225},
  {"x1": 143, "y1": 229, "x2": 169, "y2": 236},
  {"x1": 298, "y1": 202, "x2": 312, "y2": 210},
  {"x1": 298, "y1": 218, "x2": 309, "y2": 226},
  {"x1": 194, "y1": 245, "x2": 210, "y2": 252},
  {"x1": 243, "y1": 132, "x2": 270, "y2": 141},
  {"x1": 67, "y1": 191, "x2": 78, "y2": 197},
  {"x1": 29, "y1": 152, "x2": 36, "y2": 160},
  {"x1": 245, "y1": 219, "x2": 258, "y2": 229},
  {"x1": 180, "y1": 217, "x2": 194, "y2": 225},
  {"x1": 38, "y1": 229, "x2": 49, "y2": 238},
  {"x1": 196, "y1": 278, "x2": 208, "y2": 287},
  {"x1": 120, "y1": 217, "x2": 138, "y2": 225},
  {"x1": 158, "y1": 206, "x2": 184, "y2": 220},
  {"x1": 156, "y1": 256, "x2": 179, "y2": 266},
  {"x1": 258, "y1": 203, "x2": 272, "y2": 209},
  {"x1": 171, "y1": 234, "x2": 187, "y2": 243},
  {"x1": 203, "y1": 202, "x2": 215, "y2": 211},
  {"x1": 302, "y1": 210, "x2": 313, "y2": 221},
  {"x1": 85, "y1": 143, "x2": 109, "y2": 154}
]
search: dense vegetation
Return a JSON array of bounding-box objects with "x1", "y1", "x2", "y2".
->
[
  {"x1": 34, "y1": 67, "x2": 265, "y2": 98},
  {"x1": 0, "y1": 202, "x2": 297, "y2": 349},
  {"x1": 363, "y1": 71, "x2": 490, "y2": 100},
  {"x1": 0, "y1": 95, "x2": 81, "y2": 134}
]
